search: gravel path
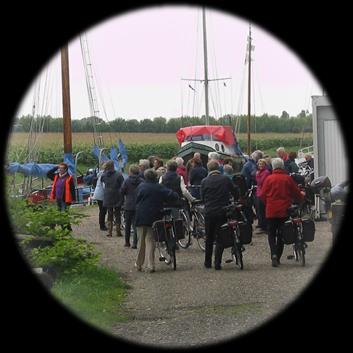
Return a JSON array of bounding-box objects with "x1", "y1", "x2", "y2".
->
[{"x1": 71, "y1": 205, "x2": 333, "y2": 348}]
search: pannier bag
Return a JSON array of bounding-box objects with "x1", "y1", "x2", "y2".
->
[
  {"x1": 302, "y1": 219, "x2": 315, "y2": 242},
  {"x1": 282, "y1": 221, "x2": 297, "y2": 244},
  {"x1": 310, "y1": 176, "x2": 331, "y2": 194},
  {"x1": 152, "y1": 219, "x2": 185, "y2": 242},
  {"x1": 217, "y1": 225, "x2": 235, "y2": 248},
  {"x1": 238, "y1": 222, "x2": 252, "y2": 244}
]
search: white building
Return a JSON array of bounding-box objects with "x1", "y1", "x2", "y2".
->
[{"x1": 312, "y1": 95, "x2": 348, "y2": 216}]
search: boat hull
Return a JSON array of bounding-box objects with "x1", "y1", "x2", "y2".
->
[{"x1": 176, "y1": 142, "x2": 245, "y2": 172}]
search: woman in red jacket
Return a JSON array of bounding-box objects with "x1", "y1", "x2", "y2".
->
[{"x1": 260, "y1": 158, "x2": 304, "y2": 267}]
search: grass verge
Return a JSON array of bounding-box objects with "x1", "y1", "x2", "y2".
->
[{"x1": 51, "y1": 265, "x2": 129, "y2": 331}]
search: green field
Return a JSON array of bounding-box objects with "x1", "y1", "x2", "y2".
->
[
  {"x1": 8, "y1": 132, "x2": 312, "y2": 147},
  {"x1": 6, "y1": 132, "x2": 313, "y2": 166}
]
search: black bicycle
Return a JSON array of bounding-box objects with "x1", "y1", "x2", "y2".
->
[
  {"x1": 177, "y1": 200, "x2": 206, "y2": 251},
  {"x1": 283, "y1": 204, "x2": 315, "y2": 266},
  {"x1": 152, "y1": 208, "x2": 182, "y2": 270},
  {"x1": 219, "y1": 203, "x2": 252, "y2": 270}
]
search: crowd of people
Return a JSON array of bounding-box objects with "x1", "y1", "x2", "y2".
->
[{"x1": 47, "y1": 146, "x2": 311, "y2": 272}]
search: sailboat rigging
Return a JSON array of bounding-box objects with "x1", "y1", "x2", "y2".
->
[
  {"x1": 176, "y1": 7, "x2": 245, "y2": 170},
  {"x1": 7, "y1": 37, "x2": 128, "y2": 203}
]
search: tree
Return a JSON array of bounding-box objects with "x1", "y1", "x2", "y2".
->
[{"x1": 280, "y1": 111, "x2": 290, "y2": 119}]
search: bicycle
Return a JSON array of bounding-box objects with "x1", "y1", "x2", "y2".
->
[
  {"x1": 152, "y1": 208, "x2": 183, "y2": 270},
  {"x1": 177, "y1": 200, "x2": 206, "y2": 251},
  {"x1": 283, "y1": 204, "x2": 315, "y2": 266},
  {"x1": 219, "y1": 202, "x2": 252, "y2": 270}
]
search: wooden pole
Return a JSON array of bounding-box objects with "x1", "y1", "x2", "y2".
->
[{"x1": 61, "y1": 45, "x2": 72, "y2": 154}]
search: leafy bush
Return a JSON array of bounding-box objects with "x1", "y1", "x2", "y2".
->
[
  {"x1": 7, "y1": 198, "x2": 85, "y2": 237},
  {"x1": 30, "y1": 234, "x2": 100, "y2": 276},
  {"x1": 7, "y1": 197, "x2": 98, "y2": 276}
]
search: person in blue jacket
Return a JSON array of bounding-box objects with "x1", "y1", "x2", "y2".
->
[{"x1": 134, "y1": 169, "x2": 179, "y2": 273}]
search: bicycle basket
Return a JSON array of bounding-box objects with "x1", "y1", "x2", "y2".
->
[
  {"x1": 302, "y1": 219, "x2": 315, "y2": 242},
  {"x1": 152, "y1": 219, "x2": 185, "y2": 242},
  {"x1": 282, "y1": 221, "x2": 297, "y2": 244},
  {"x1": 217, "y1": 226, "x2": 235, "y2": 248},
  {"x1": 239, "y1": 222, "x2": 253, "y2": 244}
]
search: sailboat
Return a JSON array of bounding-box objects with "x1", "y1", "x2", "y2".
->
[
  {"x1": 176, "y1": 8, "x2": 247, "y2": 171},
  {"x1": 7, "y1": 39, "x2": 127, "y2": 204}
]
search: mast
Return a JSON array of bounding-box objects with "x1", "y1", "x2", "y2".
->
[
  {"x1": 61, "y1": 45, "x2": 72, "y2": 154},
  {"x1": 202, "y1": 7, "x2": 210, "y2": 125},
  {"x1": 247, "y1": 24, "x2": 252, "y2": 156},
  {"x1": 181, "y1": 8, "x2": 231, "y2": 125}
]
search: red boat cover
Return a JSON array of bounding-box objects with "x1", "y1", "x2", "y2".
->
[{"x1": 176, "y1": 125, "x2": 236, "y2": 145}]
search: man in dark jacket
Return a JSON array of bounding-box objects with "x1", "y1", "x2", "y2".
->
[
  {"x1": 201, "y1": 160, "x2": 239, "y2": 270},
  {"x1": 120, "y1": 164, "x2": 144, "y2": 248},
  {"x1": 101, "y1": 160, "x2": 125, "y2": 237},
  {"x1": 135, "y1": 169, "x2": 179, "y2": 273},
  {"x1": 189, "y1": 159, "x2": 208, "y2": 199}
]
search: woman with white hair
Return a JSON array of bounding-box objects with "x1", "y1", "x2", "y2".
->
[
  {"x1": 175, "y1": 156, "x2": 188, "y2": 185},
  {"x1": 260, "y1": 158, "x2": 305, "y2": 267}
]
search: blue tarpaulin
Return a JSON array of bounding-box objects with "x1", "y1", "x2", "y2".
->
[
  {"x1": 7, "y1": 162, "x2": 57, "y2": 178},
  {"x1": 118, "y1": 139, "x2": 128, "y2": 169},
  {"x1": 109, "y1": 146, "x2": 120, "y2": 171}
]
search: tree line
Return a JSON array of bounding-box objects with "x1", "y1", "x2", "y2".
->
[{"x1": 12, "y1": 110, "x2": 312, "y2": 134}]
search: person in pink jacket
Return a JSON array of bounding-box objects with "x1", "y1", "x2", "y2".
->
[
  {"x1": 255, "y1": 159, "x2": 271, "y2": 232},
  {"x1": 260, "y1": 158, "x2": 304, "y2": 267}
]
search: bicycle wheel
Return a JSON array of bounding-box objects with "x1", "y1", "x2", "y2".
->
[
  {"x1": 178, "y1": 209, "x2": 191, "y2": 249},
  {"x1": 194, "y1": 211, "x2": 206, "y2": 251},
  {"x1": 170, "y1": 247, "x2": 176, "y2": 270},
  {"x1": 232, "y1": 243, "x2": 244, "y2": 270},
  {"x1": 297, "y1": 242, "x2": 306, "y2": 266}
]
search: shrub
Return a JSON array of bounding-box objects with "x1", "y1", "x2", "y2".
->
[{"x1": 30, "y1": 234, "x2": 100, "y2": 276}]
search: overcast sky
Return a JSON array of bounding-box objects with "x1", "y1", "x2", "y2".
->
[{"x1": 16, "y1": 5, "x2": 323, "y2": 121}]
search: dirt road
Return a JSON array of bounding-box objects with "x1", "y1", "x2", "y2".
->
[{"x1": 72, "y1": 205, "x2": 333, "y2": 348}]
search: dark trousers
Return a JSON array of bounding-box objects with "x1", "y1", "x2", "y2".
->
[
  {"x1": 267, "y1": 218, "x2": 286, "y2": 260},
  {"x1": 125, "y1": 210, "x2": 137, "y2": 246},
  {"x1": 255, "y1": 196, "x2": 267, "y2": 229},
  {"x1": 97, "y1": 200, "x2": 107, "y2": 229},
  {"x1": 56, "y1": 199, "x2": 72, "y2": 231},
  {"x1": 204, "y1": 212, "x2": 227, "y2": 268},
  {"x1": 107, "y1": 207, "x2": 121, "y2": 225}
]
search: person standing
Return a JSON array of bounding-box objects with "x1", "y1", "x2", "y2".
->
[
  {"x1": 175, "y1": 156, "x2": 188, "y2": 186},
  {"x1": 120, "y1": 164, "x2": 144, "y2": 248},
  {"x1": 260, "y1": 158, "x2": 304, "y2": 267},
  {"x1": 134, "y1": 169, "x2": 179, "y2": 273},
  {"x1": 47, "y1": 162, "x2": 76, "y2": 230},
  {"x1": 47, "y1": 162, "x2": 75, "y2": 210},
  {"x1": 200, "y1": 160, "x2": 239, "y2": 270},
  {"x1": 138, "y1": 159, "x2": 150, "y2": 179},
  {"x1": 189, "y1": 159, "x2": 208, "y2": 199},
  {"x1": 255, "y1": 159, "x2": 271, "y2": 232},
  {"x1": 101, "y1": 160, "x2": 125, "y2": 237},
  {"x1": 92, "y1": 163, "x2": 108, "y2": 231}
]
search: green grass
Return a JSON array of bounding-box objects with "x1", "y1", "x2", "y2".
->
[{"x1": 51, "y1": 265, "x2": 129, "y2": 331}]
